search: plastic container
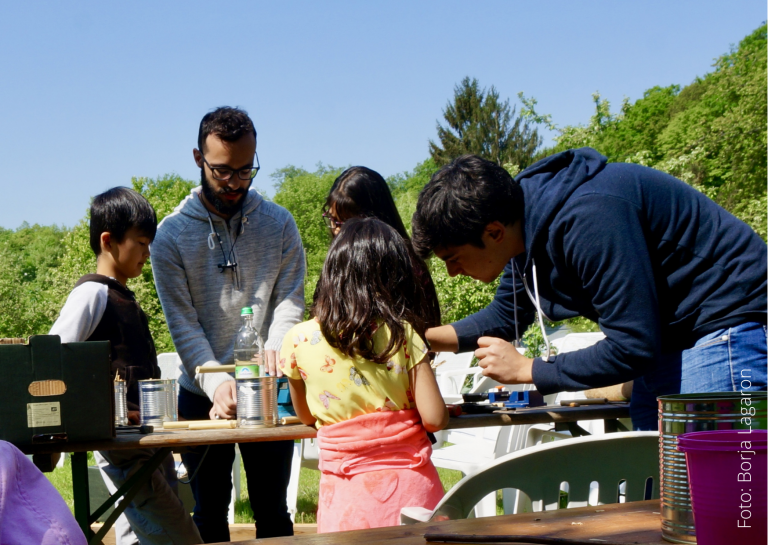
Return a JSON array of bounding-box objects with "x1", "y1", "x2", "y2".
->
[
  {"x1": 276, "y1": 377, "x2": 296, "y2": 419},
  {"x1": 658, "y1": 391, "x2": 767, "y2": 543},
  {"x1": 677, "y1": 430, "x2": 766, "y2": 545},
  {"x1": 234, "y1": 307, "x2": 264, "y2": 379}
]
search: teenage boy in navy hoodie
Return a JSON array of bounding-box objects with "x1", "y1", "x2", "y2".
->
[
  {"x1": 50, "y1": 187, "x2": 201, "y2": 545},
  {"x1": 412, "y1": 150, "x2": 767, "y2": 429}
]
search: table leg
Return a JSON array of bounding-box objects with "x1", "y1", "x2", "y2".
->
[
  {"x1": 555, "y1": 422, "x2": 591, "y2": 437},
  {"x1": 71, "y1": 451, "x2": 94, "y2": 540},
  {"x1": 604, "y1": 419, "x2": 629, "y2": 433},
  {"x1": 89, "y1": 447, "x2": 172, "y2": 545}
]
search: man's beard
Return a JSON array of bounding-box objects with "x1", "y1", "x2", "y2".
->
[{"x1": 201, "y1": 170, "x2": 251, "y2": 217}]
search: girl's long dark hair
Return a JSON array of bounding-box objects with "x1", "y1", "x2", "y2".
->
[
  {"x1": 324, "y1": 166, "x2": 441, "y2": 328},
  {"x1": 312, "y1": 217, "x2": 429, "y2": 364}
]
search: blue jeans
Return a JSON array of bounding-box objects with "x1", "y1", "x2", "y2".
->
[
  {"x1": 178, "y1": 388, "x2": 294, "y2": 543},
  {"x1": 631, "y1": 322, "x2": 767, "y2": 430}
]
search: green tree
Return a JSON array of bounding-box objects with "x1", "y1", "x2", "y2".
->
[
  {"x1": 272, "y1": 164, "x2": 344, "y2": 312},
  {"x1": 44, "y1": 174, "x2": 197, "y2": 352},
  {"x1": 430, "y1": 77, "x2": 541, "y2": 169},
  {"x1": 522, "y1": 24, "x2": 767, "y2": 239},
  {"x1": 0, "y1": 224, "x2": 69, "y2": 338}
]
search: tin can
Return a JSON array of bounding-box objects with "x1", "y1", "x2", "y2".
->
[
  {"x1": 114, "y1": 380, "x2": 128, "y2": 426},
  {"x1": 139, "y1": 379, "x2": 178, "y2": 426},
  {"x1": 236, "y1": 377, "x2": 277, "y2": 428},
  {"x1": 658, "y1": 391, "x2": 767, "y2": 543}
]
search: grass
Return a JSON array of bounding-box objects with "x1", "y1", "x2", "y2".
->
[{"x1": 46, "y1": 450, "x2": 469, "y2": 524}]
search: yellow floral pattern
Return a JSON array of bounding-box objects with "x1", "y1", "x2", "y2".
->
[{"x1": 280, "y1": 319, "x2": 428, "y2": 428}]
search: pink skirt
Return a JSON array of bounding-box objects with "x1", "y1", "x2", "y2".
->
[{"x1": 316, "y1": 409, "x2": 444, "y2": 533}]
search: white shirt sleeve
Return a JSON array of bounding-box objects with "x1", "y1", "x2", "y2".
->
[{"x1": 49, "y1": 282, "x2": 108, "y2": 342}]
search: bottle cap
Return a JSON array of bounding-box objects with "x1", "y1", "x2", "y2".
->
[{"x1": 241, "y1": 307, "x2": 253, "y2": 315}]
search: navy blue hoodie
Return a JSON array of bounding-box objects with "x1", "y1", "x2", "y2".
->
[{"x1": 452, "y1": 148, "x2": 767, "y2": 394}]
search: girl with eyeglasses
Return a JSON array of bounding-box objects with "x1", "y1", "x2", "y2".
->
[{"x1": 322, "y1": 166, "x2": 441, "y2": 330}]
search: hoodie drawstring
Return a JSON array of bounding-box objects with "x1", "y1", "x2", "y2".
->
[
  {"x1": 206, "y1": 216, "x2": 217, "y2": 250},
  {"x1": 516, "y1": 259, "x2": 554, "y2": 362}
]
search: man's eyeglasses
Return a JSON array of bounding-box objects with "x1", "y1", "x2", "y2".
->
[
  {"x1": 201, "y1": 152, "x2": 260, "y2": 181},
  {"x1": 322, "y1": 212, "x2": 344, "y2": 230}
]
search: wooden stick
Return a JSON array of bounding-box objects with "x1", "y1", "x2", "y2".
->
[
  {"x1": 560, "y1": 398, "x2": 608, "y2": 406},
  {"x1": 424, "y1": 534, "x2": 633, "y2": 544},
  {"x1": 162, "y1": 420, "x2": 237, "y2": 430},
  {"x1": 195, "y1": 365, "x2": 236, "y2": 374},
  {"x1": 280, "y1": 416, "x2": 301, "y2": 425},
  {"x1": 162, "y1": 421, "x2": 190, "y2": 429}
]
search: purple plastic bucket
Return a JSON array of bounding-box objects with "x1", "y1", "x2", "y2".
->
[{"x1": 677, "y1": 430, "x2": 766, "y2": 545}]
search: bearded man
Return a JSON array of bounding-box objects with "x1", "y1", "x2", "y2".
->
[{"x1": 152, "y1": 106, "x2": 305, "y2": 542}]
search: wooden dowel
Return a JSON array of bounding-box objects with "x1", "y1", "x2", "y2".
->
[
  {"x1": 424, "y1": 534, "x2": 632, "y2": 544},
  {"x1": 195, "y1": 365, "x2": 236, "y2": 374},
  {"x1": 280, "y1": 416, "x2": 301, "y2": 425},
  {"x1": 163, "y1": 420, "x2": 237, "y2": 430},
  {"x1": 188, "y1": 420, "x2": 237, "y2": 430},
  {"x1": 162, "y1": 421, "x2": 190, "y2": 429},
  {"x1": 559, "y1": 398, "x2": 608, "y2": 406}
]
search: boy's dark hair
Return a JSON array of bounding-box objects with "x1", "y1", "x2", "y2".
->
[
  {"x1": 197, "y1": 106, "x2": 257, "y2": 151},
  {"x1": 89, "y1": 187, "x2": 157, "y2": 256},
  {"x1": 312, "y1": 217, "x2": 429, "y2": 364},
  {"x1": 411, "y1": 154, "x2": 524, "y2": 259},
  {"x1": 325, "y1": 166, "x2": 409, "y2": 240}
]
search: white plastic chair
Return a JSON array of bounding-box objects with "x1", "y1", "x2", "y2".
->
[
  {"x1": 157, "y1": 352, "x2": 241, "y2": 524},
  {"x1": 430, "y1": 409, "x2": 571, "y2": 518},
  {"x1": 402, "y1": 431, "x2": 659, "y2": 524}
]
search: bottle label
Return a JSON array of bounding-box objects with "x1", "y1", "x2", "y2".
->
[{"x1": 235, "y1": 364, "x2": 261, "y2": 379}]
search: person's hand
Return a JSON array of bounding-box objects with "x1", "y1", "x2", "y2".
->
[
  {"x1": 127, "y1": 410, "x2": 140, "y2": 425},
  {"x1": 210, "y1": 381, "x2": 237, "y2": 420},
  {"x1": 474, "y1": 337, "x2": 534, "y2": 384},
  {"x1": 265, "y1": 349, "x2": 282, "y2": 377}
]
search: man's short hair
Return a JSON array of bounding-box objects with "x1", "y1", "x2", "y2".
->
[
  {"x1": 411, "y1": 155, "x2": 524, "y2": 259},
  {"x1": 89, "y1": 187, "x2": 157, "y2": 256},
  {"x1": 197, "y1": 106, "x2": 257, "y2": 152}
]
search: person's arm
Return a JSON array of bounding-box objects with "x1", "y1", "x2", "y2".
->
[
  {"x1": 531, "y1": 194, "x2": 662, "y2": 394},
  {"x1": 448, "y1": 259, "x2": 536, "y2": 353},
  {"x1": 409, "y1": 356, "x2": 448, "y2": 433},
  {"x1": 425, "y1": 325, "x2": 459, "y2": 353},
  {"x1": 263, "y1": 215, "x2": 306, "y2": 376},
  {"x1": 49, "y1": 282, "x2": 108, "y2": 343},
  {"x1": 151, "y1": 229, "x2": 233, "y2": 401},
  {"x1": 287, "y1": 378, "x2": 316, "y2": 427}
]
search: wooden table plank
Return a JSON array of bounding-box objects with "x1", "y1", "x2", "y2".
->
[
  {"x1": 221, "y1": 500, "x2": 663, "y2": 545},
  {"x1": 18, "y1": 403, "x2": 630, "y2": 454}
]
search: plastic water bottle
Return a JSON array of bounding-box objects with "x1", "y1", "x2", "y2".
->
[{"x1": 234, "y1": 307, "x2": 264, "y2": 379}]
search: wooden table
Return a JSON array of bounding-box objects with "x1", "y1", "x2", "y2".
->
[
  {"x1": 19, "y1": 403, "x2": 630, "y2": 544},
  {"x1": 220, "y1": 500, "x2": 664, "y2": 544}
]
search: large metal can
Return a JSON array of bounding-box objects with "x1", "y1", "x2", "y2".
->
[
  {"x1": 658, "y1": 391, "x2": 767, "y2": 543},
  {"x1": 237, "y1": 377, "x2": 278, "y2": 428}
]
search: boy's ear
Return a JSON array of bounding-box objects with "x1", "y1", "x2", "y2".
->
[
  {"x1": 193, "y1": 148, "x2": 204, "y2": 168},
  {"x1": 485, "y1": 221, "x2": 505, "y2": 243},
  {"x1": 100, "y1": 232, "x2": 113, "y2": 253}
]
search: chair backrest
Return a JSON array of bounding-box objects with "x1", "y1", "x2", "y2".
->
[
  {"x1": 551, "y1": 332, "x2": 605, "y2": 354},
  {"x1": 430, "y1": 431, "x2": 659, "y2": 521},
  {"x1": 157, "y1": 352, "x2": 182, "y2": 380}
]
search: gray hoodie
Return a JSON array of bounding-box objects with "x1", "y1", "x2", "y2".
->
[{"x1": 152, "y1": 186, "x2": 306, "y2": 400}]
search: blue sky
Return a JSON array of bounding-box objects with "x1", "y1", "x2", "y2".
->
[{"x1": 0, "y1": 2, "x2": 764, "y2": 229}]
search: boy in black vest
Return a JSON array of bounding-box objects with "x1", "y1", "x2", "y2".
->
[{"x1": 50, "y1": 187, "x2": 201, "y2": 544}]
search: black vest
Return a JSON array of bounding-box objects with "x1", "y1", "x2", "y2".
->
[{"x1": 75, "y1": 274, "x2": 160, "y2": 411}]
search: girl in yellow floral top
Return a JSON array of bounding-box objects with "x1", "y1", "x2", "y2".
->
[{"x1": 281, "y1": 217, "x2": 447, "y2": 533}]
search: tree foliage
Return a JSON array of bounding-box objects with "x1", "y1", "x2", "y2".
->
[
  {"x1": 272, "y1": 164, "x2": 344, "y2": 312},
  {"x1": 524, "y1": 24, "x2": 767, "y2": 239},
  {"x1": 430, "y1": 77, "x2": 541, "y2": 170}
]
